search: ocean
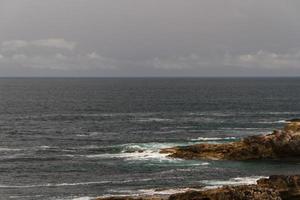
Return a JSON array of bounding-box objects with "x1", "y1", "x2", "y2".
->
[{"x1": 1, "y1": 77, "x2": 300, "y2": 199}]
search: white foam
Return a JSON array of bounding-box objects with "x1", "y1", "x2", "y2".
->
[
  {"x1": 0, "y1": 147, "x2": 21, "y2": 151},
  {"x1": 138, "y1": 187, "x2": 203, "y2": 195},
  {"x1": 202, "y1": 176, "x2": 267, "y2": 187},
  {"x1": 101, "y1": 187, "x2": 203, "y2": 197},
  {"x1": 38, "y1": 145, "x2": 52, "y2": 149},
  {"x1": 85, "y1": 142, "x2": 182, "y2": 162},
  {"x1": 257, "y1": 120, "x2": 286, "y2": 124},
  {"x1": 9, "y1": 195, "x2": 44, "y2": 199},
  {"x1": 191, "y1": 137, "x2": 236, "y2": 141},
  {"x1": 85, "y1": 142, "x2": 210, "y2": 164},
  {"x1": 136, "y1": 118, "x2": 172, "y2": 122},
  {"x1": 0, "y1": 181, "x2": 109, "y2": 188},
  {"x1": 86, "y1": 150, "x2": 174, "y2": 162},
  {"x1": 0, "y1": 179, "x2": 154, "y2": 189},
  {"x1": 50, "y1": 196, "x2": 94, "y2": 200},
  {"x1": 221, "y1": 127, "x2": 262, "y2": 130},
  {"x1": 71, "y1": 197, "x2": 93, "y2": 200},
  {"x1": 277, "y1": 120, "x2": 287, "y2": 123}
]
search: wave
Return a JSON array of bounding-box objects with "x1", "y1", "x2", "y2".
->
[
  {"x1": 187, "y1": 112, "x2": 233, "y2": 117},
  {"x1": 0, "y1": 181, "x2": 108, "y2": 188},
  {"x1": 71, "y1": 197, "x2": 93, "y2": 200},
  {"x1": 201, "y1": 176, "x2": 267, "y2": 188},
  {"x1": 86, "y1": 143, "x2": 172, "y2": 159},
  {"x1": 138, "y1": 187, "x2": 203, "y2": 195},
  {"x1": 220, "y1": 127, "x2": 264, "y2": 130},
  {"x1": 84, "y1": 142, "x2": 209, "y2": 164},
  {"x1": 101, "y1": 187, "x2": 203, "y2": 197},
  {"x1": 86, "y1": 151, "x2": 171, "y2": 162},
  {"x1": 191, "y1": 137, "x2": 237, "y2": 142},
  {"x1": 0, "y1": 147, "x2": 22, "y2": 151},
  {"x1": 9, "y1": 195, "x2": 44, "y2": 199},
  {"x1": 0, "y1": 179, "x2": 154, "y2": 189},
  {"x1": 135, "y1": 118, "x2": 173, "y2": 122},
  {"x1": 257, "y1": 111, "x2": 300, "y2": 115},
  {"x1": 257, "y1": 120, "x2": 287, "y2": 124}
]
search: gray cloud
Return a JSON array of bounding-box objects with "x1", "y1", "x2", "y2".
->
[
  {"x1": 1, "y1": 38, "x2": 76, "y2": 52},
  {"x1": 225, "y1": 49, "x2": 300, "y2": 70},
  {"x1": 0, "y1": 0, "x2": 300, "y2": 76},
  {"x1": 0, "y1": 38, "x2": 117, "y2": 72}
]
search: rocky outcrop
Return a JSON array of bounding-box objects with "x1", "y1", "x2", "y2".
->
[
  {"x1": 160, "y1": 121, "x2": 300, "y2": 161},
  {"x1": 97, "y1": 175, "x2": 300, "y2": 200},
  {"x1": 97, "y1": 197, "x2": 163, "y2": 200},
  {"x1": 168, "y1": 185, "x2": 280, "y2": 200},
  {"x1": 257, "y1": 175, "x2": 300, "y2": 200},
  {"x1": 97, "y1": 121, "x2": 300, "y2": 200},
  {"x1": 169, "y1": 175, "x2": 300, "y2": 200}
]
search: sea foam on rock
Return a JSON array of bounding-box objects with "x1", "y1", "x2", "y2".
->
[
  {"x1": 160, "y1": 121, "x2": 300, "y2": 161},
  {"x1": 97, "y1": 121, "x2": 300, "y2": 200}
]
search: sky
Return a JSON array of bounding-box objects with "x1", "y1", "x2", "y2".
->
[{"x1": 0, "y1": 0, "x2": 300, "y2": 77}]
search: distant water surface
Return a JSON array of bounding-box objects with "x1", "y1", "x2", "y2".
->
[{"x1": 0, "y1": 78, "x2": 300, "y2": 199}]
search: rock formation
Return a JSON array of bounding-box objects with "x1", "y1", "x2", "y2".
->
[
  {"x1": 169, "y1": 175, "x2": 300, "y2": 200},
  {"x1": 97, "y1": 175, "x2": 300, "y2": 200},
  {"x1": 160, "y1": 120, "x2": 300, "y2": 161},
  {"x1": 98, "y1": 121, "x2": 300, "y2": 200}
]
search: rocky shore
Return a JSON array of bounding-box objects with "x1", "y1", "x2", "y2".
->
[
  {"x1": 160, "y1": 120, "x2": 300, "y2": 161},
  {"x1": 98, "y1": 120, "x2": 300, "y2": 200},
  {"x1": 97, "y1": 175, "x2": 300, "y2": 200}
]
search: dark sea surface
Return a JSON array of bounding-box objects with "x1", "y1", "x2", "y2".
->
[{"x1": 1, "y1": 78, "x2": 300, "y2": 200}]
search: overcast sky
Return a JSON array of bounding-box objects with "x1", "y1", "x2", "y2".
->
[{"x1": 0, "y1": 0, "x2": 300, "y2": 77}]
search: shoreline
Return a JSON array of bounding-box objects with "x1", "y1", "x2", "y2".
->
[
  {"x1": 97, "y1": 120, "x2": 300, "y2": 200},
  {"x1": 96, "y1": 175, "x2": 300, "y2": 200},
  {"x1": 160, "y1": 120, "x2": 300, "y2": 161}
]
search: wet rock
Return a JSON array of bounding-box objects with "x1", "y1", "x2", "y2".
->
[
  {"x1": 169, "y1": 185, "x2": 280, "y2": 200},
  {"x1": 160, "y1": 122, "x2": 300, "y2": 161},
  {"x1": 257, "y1": 175, "x2": 300, "y2": 200},
  {"x1": 96, "y1": 175, "x2": 300, "y2": 200},
  {"x1": 97, "y1": 197, "x2": 163, "y2": 200}
]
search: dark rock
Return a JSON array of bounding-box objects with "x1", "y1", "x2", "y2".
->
[
  {"x1": 97, "y1": 175, "x2": 300, "y2": 200},
  {"x1": 160, "y1": 121, "x2": 300, "y2": 161},
  {"x1": 169, "y1": 185, "x2": 280, "y2": 200},
  {"x1": 288, "y1": 119, "x2": 300, "y2": 123},
  {"x1": 257, "y1": 175, "x2": 300, "y2": 200}
]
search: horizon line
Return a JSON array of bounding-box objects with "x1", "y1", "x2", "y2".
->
[{"x1": 0, "y1": 76, "x2": 300, "y2": 79}]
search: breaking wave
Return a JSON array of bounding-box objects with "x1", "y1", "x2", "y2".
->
[
  {"x1": 201, "y1": 176, "x2": 267, "y2": 188},
  {"x1": 190, "y1": 137, "x2": 237, "y2": 142}
]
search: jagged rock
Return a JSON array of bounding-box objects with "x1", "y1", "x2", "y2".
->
[
  {"x1": 284, "y1": 121, "x2": 300, "y2": 133},
  {"x1": 168, "y1": 185, "x2": 280, "y2": 200},
  {"x1": 160, "y1": 121, "x2": 300, "y2": 161},
  {"x1": 97, "y1": 198, "x2": 163, "y2": 200},
  {"x1": 288, "y1": 119, "x2": 300, "y2": 123},
  {"x1": 96, "y1": 175, "x2": 300, "y2": 200},
  {"x1": 257, "y1": 175, "x2": 300, "y2": 200}
]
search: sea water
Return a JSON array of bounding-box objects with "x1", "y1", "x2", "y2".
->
[{"x1": 0, "y1": 78, "x2": 300, "y2": 199}]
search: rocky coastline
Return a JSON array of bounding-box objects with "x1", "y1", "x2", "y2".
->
[
  {"x1": 98, "y1": 120, "x2": 300, "y2": 200},
  {"x1": 97, "y1": 175, "x2": 300, "y2": 200},
  {"x1": 160, "y1": 119, "x2": 300, "y2": 161}
]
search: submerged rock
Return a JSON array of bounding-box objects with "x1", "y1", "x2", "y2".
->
[{"x1": 160, "y1": 121, "x2": 300, "y2": 161}]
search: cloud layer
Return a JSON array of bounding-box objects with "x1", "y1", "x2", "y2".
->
[
  {"x1": 1, "y1": 38, "x2": 76, "y2": 52},
  {"x1": 1, "y1": 0, "x2": 300, "y2": 76},
  {"x1": 0, "y1": 38, "x2": 117, "y2": 73},
  {"x1": 226, "y1": 50, "x2": 300, "y2": 69}
]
